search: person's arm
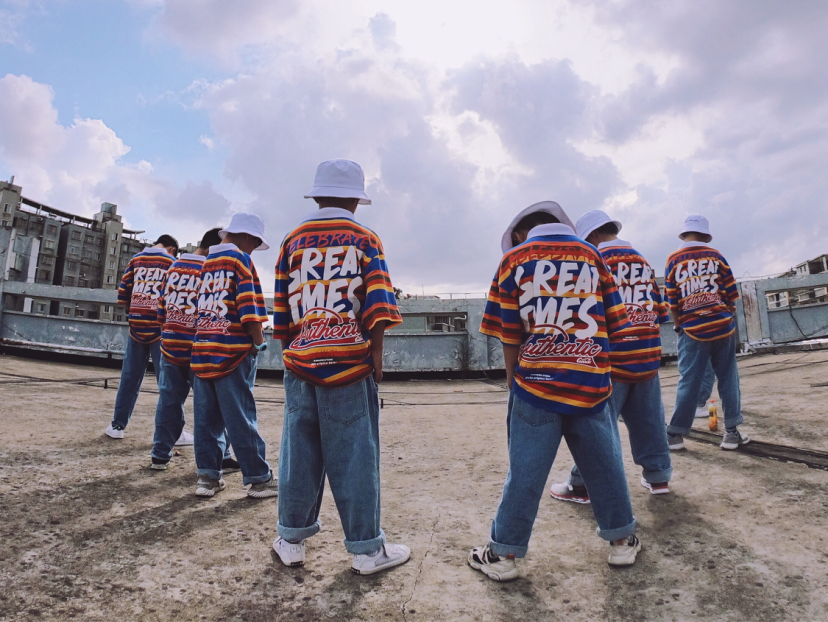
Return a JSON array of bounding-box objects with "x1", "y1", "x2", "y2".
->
[
  {"x1": 503, "y1": 343, "x2": 520, "y2": 390},
  {"x1": 370, "y1": 321, "x2": 388, "y2": 383},
  {"x1": 671, "y1": 307, "x2": 681, "y2": 329},
  {"x1": 247, "y1": 321, "x2": 265, "y2": 354}
]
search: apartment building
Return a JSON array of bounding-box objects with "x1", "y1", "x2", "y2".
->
[{"x1": 0, "y1": 179, "x2": 149, "y2": 321}]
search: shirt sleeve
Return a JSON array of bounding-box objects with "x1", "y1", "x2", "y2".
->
[
  {"x1": 664, "y1": 258, "x2": 679, "y2": 311},
  {"x1": 360, "y1": 237, "x2": 403, "y2": 332},
  {"x1": 718, "y1": 254, "x2": 739, "y2": 304},
  {"x1": 271, "y1": 243, "x2": 292, "y2": 341},
  {"x1": 157, "y1": 273, "x2": 169, "y2": 326},
  {"x1": 651, "y1": 275, "x2": 670, "y2": 324},
  {"x1": 237, "y1": 256, "x2": 267, "y2": 324},
  {"x1": 118, "y1": 258, "x2": 135, "y2": 309},
  {"x1": 481, "y1": 256, "x2": 523, "y2": 346}
]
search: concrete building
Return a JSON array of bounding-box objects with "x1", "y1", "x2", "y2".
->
[{"x1": 0, "y1": 179, "x2": 149, "y2": 321}]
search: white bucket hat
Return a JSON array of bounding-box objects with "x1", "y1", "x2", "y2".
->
[
  {"x1": 219, "y1": 213, "x2": 270, "y2": 251},
  {"x1": 304, "y1": 159, "x2": 372, "y2": 205},
  {"x1": 500, "y1": 201, "x2": 575, "y2": 254},
  {"x1": 575, "y1": 209, "x2": 622, "y2": 241},
  {"x1": 679, "y1": 214, "x2": 712, "y2": 240}
]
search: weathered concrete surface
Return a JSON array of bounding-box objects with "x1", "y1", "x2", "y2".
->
[{"x1": 0, "y1": 352, "x2": 827, "y2": 622}]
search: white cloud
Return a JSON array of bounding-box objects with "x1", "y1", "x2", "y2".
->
[{"x1": 199, "y1": 135, "x2": 215, "y2": 151}]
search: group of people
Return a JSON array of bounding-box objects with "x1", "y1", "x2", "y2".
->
[{"x1": 102, "y1": 158, "x2": 747, "y2": 581}]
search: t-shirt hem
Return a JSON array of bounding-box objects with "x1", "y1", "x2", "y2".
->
[{"x1": 512, "y1": 384, "x2": 609, "y2": 417}]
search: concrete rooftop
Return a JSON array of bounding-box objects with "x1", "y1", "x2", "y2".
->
[{"x1": 1, "y1": 351, "x2": 827, "y2": 621}]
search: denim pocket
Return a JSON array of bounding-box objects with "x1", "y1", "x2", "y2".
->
[
  {"x1": 321, "y1": 381, "x2": 369, "y2": 425},
  {"x1": 513, "y1": 398, "x2": 558, "y2": 427}
]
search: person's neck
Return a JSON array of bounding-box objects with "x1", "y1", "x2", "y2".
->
[
  {"x1": 318, "y1": 204, "x2": 357, "y2": 214},
  {"x1": 591, "y1": 233, "x2": 618, "y2": 245},
  {"x1": 683, "y1": 235, "x2": 708, "y2": 243},
  {"x1": 194, "y1": 248, "x2": 209, "y2": 257}
]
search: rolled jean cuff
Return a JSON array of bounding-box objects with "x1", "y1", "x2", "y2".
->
[
  {"x1": 642, "y1": 467, "x2": 672, "y2": 484},
  {"x1": 723, "y1": 413, "x2": 744, "y2": 430},
  {"x1": 344, "y1": 528, "x2": 386, "y2": 555},
  {"x1": 568, "y1": 464, "x2": 585, "y2": 488},
  {"x1": 488, "y1": 539, "x2": 528, "y2": 559},
  {"x1": 666, "y1": 423, "x2": 692, "y2": 437},
  {"x1": 196, "y1": 467, "x2": 222, "y2": 481},
  {"x1": 596, "y1": 518, "x2": 636, "y2": 542},
  {"x1": 242, "y1": 469, "x2": 273, "y2": 487},
  {"x1": 151, "y1": 448, "x2": 173, "y2": 461},
  {"x1": 278, "y1": 520, "x2": 321, "y2": 543}
]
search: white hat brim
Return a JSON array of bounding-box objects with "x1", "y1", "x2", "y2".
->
[
  {"x1": 304, "y1": 186, "x2": 371, "y2": 205},
  {"x1": 500, "y1": 201, "x2": 575, "y2": 254},
  {"x1": 218, "y1": 228, "x2": 270, "y2": 251}
]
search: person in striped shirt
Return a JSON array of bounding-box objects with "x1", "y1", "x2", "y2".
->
[
  {"x1": 190, "y1": 214, "x2": 277, "y2": 499},
  {"x1": 270, "y1": 159, "x2": 410, "y2": 575},
  {"x1": 150, "y1": 228, "x2": 238, "y2": 473},
  {"x1": 550, "y1": 210, "x2": 673, "y2": 505},
  {"x1": 664, "y1": 215, "x2": 749, "y2": 451},
  {"x1": 105, "y1": 235, "x2": 179, "y2": 440},
  {"x1": 468, "y1": 204, "x2": 642, "y2": 582}
]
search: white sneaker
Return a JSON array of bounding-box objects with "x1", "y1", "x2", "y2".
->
[
  {"x1": 608, "y1": 535, "x2": 642, "y2": 567},
  {"x1": 195, "y1": 475, "x2": 226, "y2": 497},
  {"x1": 467, "y1": 543, "x2": 518, "y2": 582},
  {"x1": 105, "y1": 424, "x2": 125, "y2": 439},
  {"x1": 695, "y1": 405, "x2": 709, "y2": 418},
  {"x1": 273, "y1": 537, "x2": 305, "y2": 567},
  {"x1": 174, "y1": 430, "x2": 194, "y2": 446},
  {"x1": 351, "y1": 543, "x2": 411, "y2": 575}
]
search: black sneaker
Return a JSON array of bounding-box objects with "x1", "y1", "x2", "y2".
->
[
  {"x1": 222, "y1": 457, "x2": 241, "y2": 474},
  {"x1": 150, "y1": 456, "x2": 169, "y2": 471}
]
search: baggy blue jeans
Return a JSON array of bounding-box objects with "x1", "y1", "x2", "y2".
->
[
  {"x1": 111, "y1": 335, "x2": 162, "y2": 429},
  {"x1": 570, "y1": 374, "x2": 672, "y2": 487},
  {"x1": 697, "y1": 362, "x2": 716, "y2": 408},
  {"x1": 668, "y1": 331, "x2": 743, "y2": 436},
  {"x1": 192, "y1": 354, "x2": 271, "y2": 486},
  {"x1": 151, "y1": 355, "x2": 231, "y2": 462},
  {"x1": 277, "y1": 371, "x2": 385, "y2": 555},
  {"x1": 490, "y1": 392, "x2": 636, "y2": 557}
]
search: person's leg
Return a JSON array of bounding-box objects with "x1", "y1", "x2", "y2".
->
[
  {"x1": 667, "y1": 332, "x2": 713, "y2": 436},
  {"x1": 214, "y1": 354, "x2": 271, "y2": 485},
  {"x1": 620, "y1": 376, "x2": 673, "y2": 486},
  {"x1": 192, "y1": 375, "x2": 226, "y2": 481},
  {"x1": 710, "y1": 333, "x2": 743, "y2": 431},
  {"x1": 489, "y1": 394, "x2": 563, "y2": 558},
  {"x1": 151, "y1": 358, "x2": 191, "y2": 462},
  {"x1": 697, "y1": 361, "x2": 716, "y2": 408},
  {"x1": 317, "y1": 376, "x2": 384, "y2": 554},
  {"x1": 277, "y1": 370, "x2": 326, "y2": 544},
  {"x1": 111, "y1": 336, "x2": 152, "y2": 429},
  {"x1": 149, "y1": 339, "x2": 162, "y2": 384},
  {"x1": 564, "y1": 404, "x2": 636, "y2": 542}
]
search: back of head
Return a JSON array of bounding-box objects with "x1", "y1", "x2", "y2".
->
[
  {"x1": 155, "y1": 234, "x2": 179, "y2": 256},
  {"x1": 199, "y1": 228, "x2": 223, "y2": 251},
  {"x1": 514, "y1": 211, "x2": 560, "y2": 234}
]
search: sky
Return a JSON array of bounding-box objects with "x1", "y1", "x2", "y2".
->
[{"x1": 1, "y1": 0, "x2": 827, "y2": 294}]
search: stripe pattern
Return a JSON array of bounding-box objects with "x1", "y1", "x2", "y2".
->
[
  {"x1": 664, "y1": 245, "x2": 739, "y2": 341},
  {"x1": 481, "y1": 234, "x2": 630, "y2": 416},
  {"x1": 117, "y1": 248, "x2": 175, "y2": 344},
  {"x1": 191, "y1": 245, "x2": 268, "y2": 379},
  {"x1": 600, "y1": 242, "x2": 669, "y2": 383},
  {"x1": 158, "y1": 254, "x2": 206, "y2": 366},
  {"x1": 272, "y1": 216, "x2": 402, "y2": 387}
]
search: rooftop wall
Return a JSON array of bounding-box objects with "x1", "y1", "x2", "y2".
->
[{"x1": 1, "y1": 275, "x2": 827, "y2": 371}]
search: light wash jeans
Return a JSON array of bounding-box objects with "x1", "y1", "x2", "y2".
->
[
  {"x1": 668, "y1": 331, "x2": 743, "y2": 436},
  {"x1": 151, "y1": 355, "x2": 231, "y2": 463},
  {"x1": 192, "y1": 354, "x2": 271, "y2": 486},
  {"x1": 111, "y1": 336, "x2": 162, "y2": 429},
  {"x1": 697, "y1": 362, "x2": 716, "y2": 408},
  {"x1": 490, "y1": 392, "x2": 636, "y2": 558},
  {"x1": 277, "y1": 371, "x2": 385, "y2": 555},
  {"x1": 570, "y1": 374, "x2": 672, "y2": 487}
]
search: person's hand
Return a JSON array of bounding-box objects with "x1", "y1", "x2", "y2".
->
[{"x1": 373, "y1": 361, "x2": 383, "y2": 384}]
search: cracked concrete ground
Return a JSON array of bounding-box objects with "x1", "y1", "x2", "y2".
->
[{"x1": 1, "y1": 350, "x2": 827, "y2": 621}]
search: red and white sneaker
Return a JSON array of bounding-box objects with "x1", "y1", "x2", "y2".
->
[
  {"x1": 640, "y1": 477, "x2": 670, "y2": 495},
  {"x1": 549, "y1": 482, "x2": 590, "y2": 504}
]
